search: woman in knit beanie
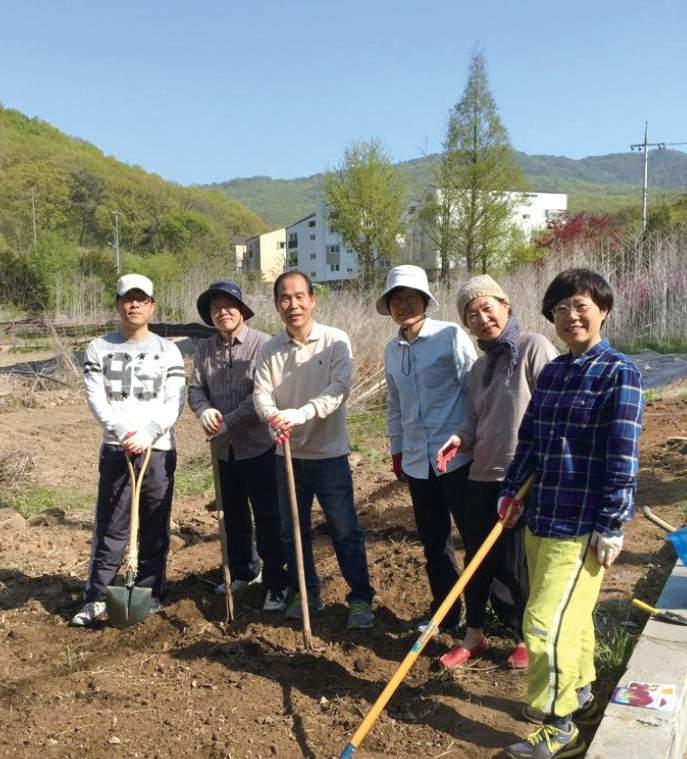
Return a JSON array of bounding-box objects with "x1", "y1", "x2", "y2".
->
[{"x1": 436, "y1": 274, "x2": 557, "y2": 669}]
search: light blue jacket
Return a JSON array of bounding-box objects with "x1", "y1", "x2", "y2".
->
[{"x1": 385, "y1": 318, "x2": 476, "y2": 479}]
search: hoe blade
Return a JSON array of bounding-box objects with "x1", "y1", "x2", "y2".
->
[{"x1": 106, "y1": 585, "x2": 152, "y2": 629}]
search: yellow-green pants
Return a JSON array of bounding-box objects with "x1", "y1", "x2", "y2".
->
[{"x1": 524, "y1": 529, "x2": 605, "y2": 718}]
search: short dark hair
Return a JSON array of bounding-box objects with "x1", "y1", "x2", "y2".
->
[
  {"x1": 273, "y1": 271, "x2": 314, "y2": 300},
  {"x1": 385, "y1": 286, "x2": 430, "y2": 311},
  {"x1": 541, "y1": 268, "x2": 613, "y2": 323}
]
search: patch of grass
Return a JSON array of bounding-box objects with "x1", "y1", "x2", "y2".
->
[
  {"x1": 175, "y1": 453, "x2": 214, "y2": 498},
  {"x1": 595, "y1": 626, "x2": 639, "y2": 684},
  {"x1": 644, "y1": 388, "x2": 663, "y2": 403},
  {"x1": 348, "y1": 409, "x2": 387, "y2": 464},
  {"x1": 616, "y1": 337, "x2": 687, "y2": 355},
  {"x1": 6, "y1": 486, "x2": 93, "y2": 518}
]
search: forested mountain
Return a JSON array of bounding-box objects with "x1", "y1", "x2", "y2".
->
[
  {"x1": 0, "y1": 105, "x2": 268, "y2": 256},
  {"x1": 213, "y1": 149, "x2": 687, "y2": 228}
]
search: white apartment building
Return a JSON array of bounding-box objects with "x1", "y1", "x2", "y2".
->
[
  {"x1": 404, "y1": 187, "x2": 568, "y2": 272},
  {"x1": 243, "y1": 228, "x2": 287, "y2": 281},
  {"x1": 285, "y1": 205, "x2": 358, "y2": 285}
]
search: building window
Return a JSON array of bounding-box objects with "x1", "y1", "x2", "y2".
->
[
  {"x1": 327, "y1": 244, "x2": 340, "y2": 254},
  {"x1": 278, "y1": 241, "x2": 285, "y2": 249},
  {"x1": 330, "y1": 264, "x2": 340, "y2": 272},
  {"x1": 288, "y1": 232, "x2": 298, "y2": 249},
  {"x1": 288, "y1": 255, "x2": 298, "y2": 267},
  {"x1": 522, "y1": 214, "x2": 530, "y2": 220},
  {"x1": 347, "y1": 268, "x2": 354, "y2": 273},
  {"x1": 311, "y1": 271, "x2": 317, "y2": 277},
  {"x1": 310, "y1": 234, "x2": 316, "y2": 240},
  {"x1": 308, "y1": 220, "x2": 316, "y2": 227},
  {"x1": 310, "y1": 253, "x2": 316, "y2": 259}
]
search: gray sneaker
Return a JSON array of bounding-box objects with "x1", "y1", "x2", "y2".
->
[
  {"x1": 70, "y1": 601, "x2": 107, "y2": 627},
  {"x1": 149, "y1": 597, "x2": 163, "y2": 614},
  {"x1": 284, "y1": 592, "x2": 325, "y2": 619},
  {"x1": 347, "y1": 601, "x2": 374, "y2": 630},
  {"x1": 216, "y1": 570, "x2": 262, "y2": 595},
  {"x1": 504, "y1": 722, "x2": 586, "y2": 759},
  {"x1": 263, "y1": 589, "x2": 288, "y2": 612}
]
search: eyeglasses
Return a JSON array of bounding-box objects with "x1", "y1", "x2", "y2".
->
[
  {"x1": 551, "y1": 302, "x2": 594, "y2": 319},
  {"x1": 210, "y1": 303, "x2": 240, "y2": 314},
  {"x1": 121, "y1": 294, "x2": 152, "y2": 305},
  {"x1": 389, "y1": 294, "x2": 423, "y2": 308}
]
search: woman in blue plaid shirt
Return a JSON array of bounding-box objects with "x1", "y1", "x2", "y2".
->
[{"x1": 498, "y1": 269, "x2": 644, "y2": 759}]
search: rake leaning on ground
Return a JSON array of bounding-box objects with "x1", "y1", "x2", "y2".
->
[{"x1": 336, "y1": 475, "x2": 535, "y2": 759}]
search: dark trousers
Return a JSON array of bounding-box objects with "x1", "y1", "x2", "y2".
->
[
  {"x1": 217, "y1": 446, "x2": 288, "y2": 592},
  {"x1": 461, "y1": 479, "x2": 529, "y2": 640},
  {"x1": 406, "y1": 462, "x2": 470, "y2": 628},
  {"x1": 275, "y1": 455, "x2": 374, "y2": 605},
  {"x1": 85, "y1": 445, "x2": 176, "y2": 603}
]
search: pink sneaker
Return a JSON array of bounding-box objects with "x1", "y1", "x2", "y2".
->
[
  {"x1": 506, "y1": 642, "x2": 529, "y2": 669},
  {"x1": 439, "y1": 637, "x2": 488, "y2": 669}
]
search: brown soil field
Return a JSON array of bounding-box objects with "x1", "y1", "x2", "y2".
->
[{"x1": 1, "y1": 362, "x2": 687, "y2": 759}]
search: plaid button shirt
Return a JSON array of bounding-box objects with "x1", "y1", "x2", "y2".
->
[
  {"x1": 188, "y1": 325, "x2": 273, "y2": 462},
  {"x1": 502, "y1": 339, "x2": 644, "y2": 538}
]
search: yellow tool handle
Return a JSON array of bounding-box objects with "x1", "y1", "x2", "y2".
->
[{"x1": 632, "y1": 598, "x2": 658, "y2": 616}]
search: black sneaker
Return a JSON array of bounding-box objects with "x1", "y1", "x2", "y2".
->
[
  {"x1": 284, "y1": 592, "x2": 325, "y2": 619},
  {"x1": 573, "y1": 694, "x2": 602, "y2": 727},
  {"x1": 504, "y1": 722, "x2": 586, "y2": 759}
]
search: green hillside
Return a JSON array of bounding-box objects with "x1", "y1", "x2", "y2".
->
[
  {"x1": 0, "y1": 105, "x2": 268, "y2": 256},
  {"x1": 213, "y1": 149, "x2": 687, "y2": 228}
]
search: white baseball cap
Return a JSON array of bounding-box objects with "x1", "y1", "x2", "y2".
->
[{"x1": 117, "y1": 274, "x2": 154, "y2": 299}]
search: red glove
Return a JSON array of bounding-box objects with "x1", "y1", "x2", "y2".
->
[
  {"x1": 391, "y1": 453, "x2": 407, "y2": 482},
  {"x1": 497, "y1": 495, "x2": 524, "y2": 529}
]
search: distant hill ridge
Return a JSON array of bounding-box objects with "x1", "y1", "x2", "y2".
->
[{"x1": 211, "y1": 149, "x2": 687, "y2": 228}]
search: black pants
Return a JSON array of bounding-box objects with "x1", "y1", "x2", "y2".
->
[
  {"x1": 461, "y1": 479, "x2": 529, "y2": 640},
  {"x1": 217, "y1": 446, "x2": 288, "y2": 592},
  {"x1": 406, "y1": 462, "x2": 470, "y2": 628},
  {"x1": 85, "y1": 445, "x2": 176, "y2": 603}
]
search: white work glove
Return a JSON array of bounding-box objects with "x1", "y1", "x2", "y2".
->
[
  {"x1": 199, "y1": 408, "x2": 223, "y2": 435},
  {"x1": 206, "y1": 421, "x2": 228, "y2": 442},
  {"x1": 123, "y1": 429, "x2": 154, "y2": 455},
  {"x1": 591, "y1": 531, "x2": 623, "y2": 568},
  {"x1": 436, "y1": 434, "x2": 461, "y2": 473}
]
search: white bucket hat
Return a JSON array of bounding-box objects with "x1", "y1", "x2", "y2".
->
[{"x1": 376, "y1": 265, "x2": 439, "y2": 315}]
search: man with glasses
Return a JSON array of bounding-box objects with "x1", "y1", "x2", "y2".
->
[
  {"x1": 71, "y1": 274, "x2": 186, "y2": 626},
  {"x1": 188, "y1": 280, "x2": 288, "y2": 612}
]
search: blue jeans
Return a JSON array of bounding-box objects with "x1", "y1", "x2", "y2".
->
[{"x1": 275, "y1": 455, "x2": 374, "y2": 605}]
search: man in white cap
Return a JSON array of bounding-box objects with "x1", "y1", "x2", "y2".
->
[
  {"x1": 71, "y1": 274, "x2": 186, "y2": 626},
  {"x1": 188, "y1": 280, "x2": 288, "y2": 612},
  {"x1": 378, "y1": 264, "x2": 476, "y2": 635}
]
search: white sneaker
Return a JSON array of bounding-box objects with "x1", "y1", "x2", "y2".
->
[
  {"x1": 263, "y1": 589, "x2": 288, "y2": 612},
  {"x1": 70, "y1": 601, "x2": 107, "y2": 626},
  {"x1": 217, "y1": 571, "x2": 262, "y2": 595},
  {"x1": 150, "y1": 597, "x2": 163, "y2": 614}
]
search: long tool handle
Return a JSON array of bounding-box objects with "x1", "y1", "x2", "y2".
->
[
  {"x1": 337, "y1": 474, "x2": 535, "y2": 759},
  {"x1": 283, "y1": 438, "x2": 312, "y2": 650},
  {"x1": 631, "y1": 598, "x2": 658, "y2": 616},
  {"x1": 124, "y1": 446, "x2": 152, "y2": 582},
  {"x1": 212, "y1": 453, "x2": 235, "y2": 623}
]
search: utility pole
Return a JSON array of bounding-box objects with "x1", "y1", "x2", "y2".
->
[
  {"x1": 631, "y1": 123, "x2": 665, "y2": 232},
  {"x1": 30, "y1": 186, "x2": 37, "y2": 246},
  {"x1": 112, "y1": 210, "x2": 123, "y2": 275}
]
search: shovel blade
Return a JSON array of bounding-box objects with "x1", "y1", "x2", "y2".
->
[{"x1": 106, "y1": 585, "x2": 152, "y2": 629}]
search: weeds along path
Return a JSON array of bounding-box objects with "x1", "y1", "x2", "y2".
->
[{"x1": 0, "y1": 384, "x2": 687, "y2": 757}]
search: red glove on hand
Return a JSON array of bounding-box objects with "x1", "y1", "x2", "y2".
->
[
  {"x1": 497, "y1": 495, "x2": 524, "y2": 529},
  {"x1": 391, "y1": 453, "x2": 407, "y2": 483}
]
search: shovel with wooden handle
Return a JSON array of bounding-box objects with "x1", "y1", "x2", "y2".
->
[
  {"x1": 211, "y1": 452, "x2": 235, "y2": 623},
  {"x1": 107, "y1": 446, "x2": 153, "y2": 628},
  {"x1": 632, "y1": 598, "x2": 687, "y2": 626},
  {"x1": 283, "y1": 437, "x2": 312, "y2": 650},
  {"x1": 337, "y1": 474, "x2": 535, "y2": 759}
]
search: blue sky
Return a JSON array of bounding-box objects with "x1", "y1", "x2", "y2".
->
[{"x1": 1, "y1": 0, "x2": 685, "y2": 185}]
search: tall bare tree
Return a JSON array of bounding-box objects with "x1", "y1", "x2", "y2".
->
[{"x1": 324, "y1": 139, "x2": 407, "y2": 288}]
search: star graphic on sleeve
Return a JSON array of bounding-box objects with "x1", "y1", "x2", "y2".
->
[
  {"x1": 106, "y1": 353, "x2": 114, "y2": 360},
  {"x1": 136, "y1": 391, "x2": 145, "y2": 400},
  {"x1": 137, "y1": 353, "x2": 146, "y2": 360},
  {"x1": 152, "y1": 392, "x2": 158, "y2": 398},
  {"x1": 153, "y1": 354, "x2": 160, "y2": 361},
  {"x1": 123, "y1": 353, "x2": 131, "y2": 361},
  {"x1": 121, "y1": 391, "x2": 129, "y2": 399}
]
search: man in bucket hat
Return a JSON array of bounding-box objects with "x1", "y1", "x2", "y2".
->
[
  {"x1": 188, "y1": 280, "x2": 289, "y2": 611},
  {"x1": 378, "y1": 265, "x2": 476, "y2": 636},
  {"x1": 71, "y1": 274, "x2": 186, "y2": 626}
]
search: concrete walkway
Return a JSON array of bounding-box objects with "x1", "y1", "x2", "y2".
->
[{"x1": 588, "y1": 561, "x2": 687, "y2": 759}]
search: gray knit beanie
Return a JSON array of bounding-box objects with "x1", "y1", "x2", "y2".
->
[{"x1": 456, "y1": 275, "x2": 508, "y2": 325}]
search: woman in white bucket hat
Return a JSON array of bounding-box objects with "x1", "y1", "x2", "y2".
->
[{"x1": 378, "y1": 265, "x2": 476, "y2": 634}]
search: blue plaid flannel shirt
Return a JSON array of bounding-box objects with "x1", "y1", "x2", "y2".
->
[{"x1": 501, "y1": 339, "x2": 644, "y2": 538}]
